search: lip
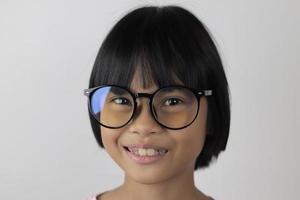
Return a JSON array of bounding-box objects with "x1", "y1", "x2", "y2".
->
[
  {"x1": 125, "y1": 143, "x2": 168, "y2": 150},
  {"x1": 123, "y1": 144, "x2": 169, "y2": 165}
]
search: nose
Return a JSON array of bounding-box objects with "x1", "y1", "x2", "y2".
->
[{"x1": 128, "y1": 98, "x2": 163, "y2": 136}]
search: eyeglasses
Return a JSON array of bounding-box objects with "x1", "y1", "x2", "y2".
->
[{"x1": 83, "y1": 85, "x2": 212, "y2": 130}]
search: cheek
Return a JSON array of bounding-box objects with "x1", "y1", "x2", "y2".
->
[
  {"x1": 173, "y1": 98, "x2": 208, "y2": 163},
  {"x1": 100, "y1": 127, "x2": 123, "y2": 157},
  {"x1": 176, "y1": 130, "x2": 206, "y2": 162}
]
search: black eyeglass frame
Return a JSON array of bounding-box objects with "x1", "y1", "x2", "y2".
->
[{"x1": 84, "y1": 85, "x2": 213, "y2": 130}]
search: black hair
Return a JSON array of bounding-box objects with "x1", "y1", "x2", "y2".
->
[{"x1": 88, "y1": 5, "x2": 231, "y2": 170}]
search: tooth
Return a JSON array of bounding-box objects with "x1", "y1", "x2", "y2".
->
[
  {"x1": 138, "y1": 148, "x2": 146, "y2": 156},
  {"x1": 146, "y1": 149, "x2": 156, "y2": 156},
  {"x1": 158, "y1": 149, "x2": 167, "y2": 155},
  {"x1": 129, "y1": 147, "x2": 167, "y2": 156}
]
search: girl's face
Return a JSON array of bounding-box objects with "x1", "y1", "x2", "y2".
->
[{"x1": 100, "y1": 73, "x2": 208, "y2": 184}]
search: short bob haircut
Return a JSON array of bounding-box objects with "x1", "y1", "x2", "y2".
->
[{"x1": 87, "y1": 5, "x2": 231, "y2": 170}]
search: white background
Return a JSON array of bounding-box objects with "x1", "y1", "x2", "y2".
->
[{"x1": 0, "y1": 0, "x2": 299, "y2": 199}]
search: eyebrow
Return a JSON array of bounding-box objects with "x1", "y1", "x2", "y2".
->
[
  {"x1": 110, "y1": 87, "x2": 127, "y2": 95},
  {"x1": 129, "y1": 86, "x2": 158, "y2": 94},
  {"x1": 158, "y1": 87, "x2": 182, "y2": 92},
  {"x1": 131, "y1": 86, "x2": 184, "y2": 95}
]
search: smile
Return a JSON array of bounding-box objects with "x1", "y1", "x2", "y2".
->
[{"x1": 123, "y1": 145, "x2": 169, "y2": 164}]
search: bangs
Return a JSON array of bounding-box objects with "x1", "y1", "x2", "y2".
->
[{"x1": 89, "y1": 6, "x2": 215, "y2": 90}]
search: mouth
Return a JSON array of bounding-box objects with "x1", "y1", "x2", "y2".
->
[
  {"x1": 123, "y1": 145, "x2": 169, "y2": 157},
  {"x1": 122, "y1": 144, "x2": 169, "y2": 164}
]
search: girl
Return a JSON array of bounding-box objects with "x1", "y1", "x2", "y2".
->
[{"x1": 84, "y1": 5, "x2": 230, "y2": 200}]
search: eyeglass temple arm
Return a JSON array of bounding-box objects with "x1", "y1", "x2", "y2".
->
[
  {"x1": 84, "y1": 88, "x2": 212, "y2": 97},
  {"x1": 83, "y1": 88, "x2": 94, "y2": 97},
  {"x1": 198, "y1": 90, "x2": 213, "y2": 96}
]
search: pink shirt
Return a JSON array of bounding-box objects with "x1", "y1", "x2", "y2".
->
[
  {"x1": 85, "y1": 192, "x2": 214, "y2": 200},
  {"x1": 85, "y1": 197, "x2": 96, "y2": 200},
  {"x1": 85, "y1": 195, "x2": 99, "y2": 200},
  {"x1": 85, "y1": 193, "x2": 102, "y2": 200}
]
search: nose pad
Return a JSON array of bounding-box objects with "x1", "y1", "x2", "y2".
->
[
  {"x1": 128, "y1": 99, "x2": 162, "y2": 134},
  {"x1": 132, "y1": 99, "x2": 153, "y2": 120}
]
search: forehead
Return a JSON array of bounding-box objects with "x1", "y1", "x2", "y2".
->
[
  {"x1": 129, "y1": 67, "x2": 185, "y2": 93},
  {"x1": 129, "y1": 69, "x2": 158, "y2": 93}
]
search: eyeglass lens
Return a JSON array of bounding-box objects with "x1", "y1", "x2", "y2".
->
[{"x1": 89, "y1": 86, "x2": 198, "y2": 129}]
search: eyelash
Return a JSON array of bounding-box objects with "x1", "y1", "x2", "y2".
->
[
  {"x1": 110, "y1": 96, "x2": 184, "y2": 107},
  {"x1": 112, "y1": 97, "x2": 132, "y2": 105},
  {"x1": 163, "y1": 98, "x2": 183, "y2": 106}
]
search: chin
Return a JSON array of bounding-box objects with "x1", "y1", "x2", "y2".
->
[{"x1": 125, "y1": 166, "x2": 180, "y2": 185}]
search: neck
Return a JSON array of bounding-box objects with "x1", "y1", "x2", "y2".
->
[{"x1": 114, "y1": 165, "x2": 207, "y2": 200}]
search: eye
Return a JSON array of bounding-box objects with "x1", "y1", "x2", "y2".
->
[
  {"x1": 112, "y1": 97, "x2": 132, "y2": 106},
  {"x1": 164, "y1": 98, "x2": 183, "y2": 106}
]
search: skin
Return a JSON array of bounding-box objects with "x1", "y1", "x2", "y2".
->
[{"x1": 98, "y1": 73, "x2": 212, "y2": 200}]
